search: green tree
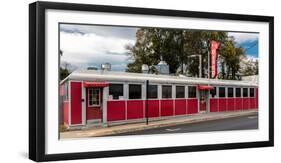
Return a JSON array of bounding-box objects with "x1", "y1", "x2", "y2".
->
[
  {"x1": 126, "y1": 28, "x2": 246, "y2": 80},
  {"x1": 218, "y1": 39, "x2": 246, "y2": 79},
  {"x1": 126, "y1": 28, "x2": 182, "y2": 74},
  {"x1": 240, "y1": 58, "x2": 259, "y2": 76},
  {"x1": 183, "y1": 31, "x2": 228, "y2": 78},
  {"x1": 60, "y1": 62, "x2": 71, "y2": 81}
]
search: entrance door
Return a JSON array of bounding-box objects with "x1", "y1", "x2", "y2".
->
[
  {"x1": 199, "y1": 90, "x2": 208, "y2": 112},
  {"x1": 86, "y1": 88, "x2": 103, "y2": 124}
]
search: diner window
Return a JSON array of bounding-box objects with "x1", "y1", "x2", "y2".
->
[
  {"x1": 219, "y1": 87, "x2": 226, "y2": 97},
  {"x1": 210, "y1": 87, "x2": 217, "y2": 98},
  {"x1": 250, "y1": 88, "x2": 255, "y2": 97},
  {"x1": 243, "y1": 88, "x2": 248, "y2": 97},
  {"x1": 129, "y1": 84, "x2": 142, "y2": 99},
  {"x1": 188, "y1": 86, "x2": 197, "y2": 98},
  {"x1": 228, "y1": 87, "x2": 234, "y2": 97},
  {"x1": 176, "y1": 86, "x2": 185, "y2": 98},
  {"x1": 162, "y1": 85, "x2": 172, "y2": 98},
  {"x1": 64, "y1": 83, "x2": 68, "y2": 101},
  {"x1": 88, "y1": 88, "x2": 100, "y2": 107},
  {"x1": 109, "y1": 84, "x2": 123, "y2": 99},
  {"x1": 236, "y1": 88, "x2": 241, "y2": 97},
  {"x1": 148, "y1": 85, "x2": 158, "y2": 99}
]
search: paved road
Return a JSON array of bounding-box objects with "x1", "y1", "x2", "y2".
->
[{"x1": 113, "y1": 113, "x2": 258, "y2": 136}]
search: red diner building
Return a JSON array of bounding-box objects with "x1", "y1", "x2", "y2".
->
[{"x1": 60, "y1": 70, "x2": 258, "y2": 129}]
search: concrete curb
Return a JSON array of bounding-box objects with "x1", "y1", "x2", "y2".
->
[{"x1": 60, "y1": 110, "x2": 258, "y2": 138}]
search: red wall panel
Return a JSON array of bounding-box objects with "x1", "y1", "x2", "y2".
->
[
  {"x1": 107, "y1": 101, "x2": 126, "y2": 121},
  {"x1": 256, "y1": 88, "x2": 259, "y2": 109},
  {"x1": 127, "y1": 100, "x2": 144, "y2": 119},
  {"x1": 147, "y1": 100, "x2": 159, "y2": 118},
  {"x1": 187, "y1": 99, "x2": 198, "y2": 114},
  {"x1": 249, "y1": 98, "x2": 255, "y2": 109},
  {"x1": 161, "y1": 100, "x2": 174, "y2": 116},
  {"x1": 175, "y1": 99, "x2": 186, "y2": 115},
  {"x1": 63, "y1": 101, "x2": 69, "y2": 124},
  {"x1": 70, "y1": 82, "x2": 82, "y2": 125},
  {"x1": 227, "y1": 98, "x2": 235, "y2": 111},
  {"x1": 243, "y1": 98, "x2": 249, "y2": 110},
  {"x1": 218, "y1": 98, "x2": 227, "y2": 112},
  {"x1": 235, "y1": 98, "x2": 243, "y2": 110},
  {"x1": 210, "y1": 98, "x2": 218, "y2": 112}
]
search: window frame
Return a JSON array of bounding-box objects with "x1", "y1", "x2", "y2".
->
[
  {"x1": 218, "y1": 87, "x2": 226, "y2": 98},
  {"x1": 250, "y1": 87, "x2": 255, "y2": 97},
  {"x1": 210, "y1": 86, "x2": 217, "y2": 98},
  {"x1": 227, "y1": 87, "x2": 234, "y2": 98},
  {"x1": 162, "y1": 85, "x2": 172, "y2": 99},
  {"x1": 176, "y1": 85, "x2": 185, "y2": 99},
  {"x1": 243, "y1": 87, "x2": 249, "y2": 97},
  {"x1": 88, "y1": 88, "x2": 101, "y2": 107},
  {"x1": 109, "y1": 83, "x2": 124, "y2": 100},
  {"x1": 236, "y1": 87, "x2": 241, "y2": 98},
  {"x1": 128, "y1": 84, "x2": 142, "y2": 100},
  {"x1": 188, "y1": 86, "x2": 197, "y2": 98},
  {"x1": 63, "y1": 82, "x2": 69, "y2": 101},
  {"x1": 148, "y1": 84, "x2": 158, "y2": 99}
]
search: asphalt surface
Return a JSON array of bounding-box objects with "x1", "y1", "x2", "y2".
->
[{"x1": 113, "y1": 113, "x2": 258, "y2": 136}]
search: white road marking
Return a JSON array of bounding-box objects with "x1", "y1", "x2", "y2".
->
[
  {"x1": 247, "y1": 116, "x2": 258, "y2": 119},
  {"x1": 165, "y1": 128, "x2": 181, "y2": 132}
]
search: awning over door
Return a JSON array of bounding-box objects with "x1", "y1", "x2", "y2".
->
[
  {"x1": 198, "y1": 85, "x2": 214, "y2": 90},
  {"x1": 83, "y1": 81, "x2": 109, "y2": 88}
]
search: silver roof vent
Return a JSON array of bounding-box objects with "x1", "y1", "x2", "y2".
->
[
  {"x1": 156, "y1": 60, "x2": 169, "y2": 75},
  {"x1": 101, "y1": 63, "x2": 111, "y2": 71},
  {"x1": 141, "y1": 64, "x2": 149, "y2": 74},
  {"x1": 87, "y1": 66, "x2": 98, "y2": 70}
]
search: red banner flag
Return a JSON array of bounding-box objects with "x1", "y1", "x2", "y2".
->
[{"x1": 210, "y1": 40, "x2": 220, "y2": 79}]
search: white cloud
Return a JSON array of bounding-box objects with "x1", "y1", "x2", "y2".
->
[
  {"x1": 228, "y1": 32, "x2": 259, "y2": 43},
  {"x1": 60, "y1": 31, "x2": 135, "y2": 71},
  {"x1": 60, "y1": 24, "x2": 138, "y2": 40}
]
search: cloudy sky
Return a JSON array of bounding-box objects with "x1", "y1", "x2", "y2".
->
[
  {"x1": 60, "y1": 24, "x2": 258, "y2": 72},
  {"x1": 228, "y1": 32, "x2": 259, "y2": 59}
]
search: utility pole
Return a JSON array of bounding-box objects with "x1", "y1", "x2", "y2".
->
[
  {"x1": 207, "y1": 45, "x2": 210, "y2": 79},
  {"x1": 199, "y1": 55, "x2": 202, "y2": 78},
  {"x1": 146, "y1": 80, "x2": 149, "y2": 125},
  {"x1": 188, "y1": 54, "x2": 202, "y2": 78}
]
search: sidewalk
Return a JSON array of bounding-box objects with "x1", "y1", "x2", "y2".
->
[{"x1": 60, "y1": 110, "x2": 258, "y2": 139}]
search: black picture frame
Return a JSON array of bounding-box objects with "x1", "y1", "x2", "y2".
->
[{"x1": 29, "y1": 1, "x2": 274, "y2": 162}]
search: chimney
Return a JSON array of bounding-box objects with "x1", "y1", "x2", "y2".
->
[{"x1": 101, "y1": 63, "x2": 111, "y2": 71}]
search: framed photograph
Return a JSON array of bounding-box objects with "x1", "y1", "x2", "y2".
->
[{"x1": 29, "y1": 1, "x2": 274, "y2": 162}]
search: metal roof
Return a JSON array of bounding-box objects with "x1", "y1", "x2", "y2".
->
[{"x1": 62, "y1": 70, "x2": 258, "y2": 87}]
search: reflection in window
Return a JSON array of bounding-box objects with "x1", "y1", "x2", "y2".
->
[
  {"x1": 109, "y1": 84, "x2": 123, "y2": 99},
  {"x1": 148, "y1": 85, "x2": 158, "y2": 99},
  {"x1": 236, "y1": 88, "x2": 241, "y2": 97},
  {"x1": 228, "y1": 87, "x2": 234, "y2": 97},
  {"x1": 210, "y1": 87, "x2": 216, "y2": 98},
  {"x1": 129, "y1": 84, "x2": 142, "y2": 99},
  {"x1": 243, "y1": 88, "x2": 248, "y2": 97},
  {"x1": 162, "y1": 85, "x2": 172, "y2": 98},
  {"x1": 88, "y1": 88, "x2": 100, "y2": 106},
  {"x1": 188, "y1": 86, "x2": 197, "y2": 98},
  {"x1": 250, "y1": 88, "x2": 255, "y2": 97},
  {"x1": 219, "y1": 87, "x2": 225, "y2": 97},
  {"x1": 176, "y1": 86, "x2": 185, "y2": 98}
]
